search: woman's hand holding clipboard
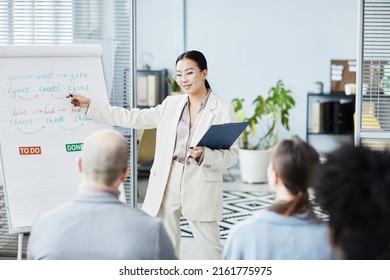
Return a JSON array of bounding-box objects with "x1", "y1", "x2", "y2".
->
[{"x1": 196, "y1": 122, "x2": 249, "y2": 149}]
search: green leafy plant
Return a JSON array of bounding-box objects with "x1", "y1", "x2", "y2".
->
[
  {"x1": 232, "y1": 80, "x2": 295, "y2": 150},
  {"x1": 165, "y1": 75, "x2": 181, "y2": 93}
]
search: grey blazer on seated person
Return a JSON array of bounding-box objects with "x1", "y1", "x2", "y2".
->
[{"x1": 27, "y1": 191, "x2": 176, "y2": 260}]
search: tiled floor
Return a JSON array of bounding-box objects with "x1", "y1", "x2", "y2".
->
[{"x1": 137, "y1": 167, "x2": 271, "y2": 260}]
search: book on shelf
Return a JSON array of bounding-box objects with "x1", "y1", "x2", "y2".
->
[
  {"x1": 136, "y1": 74, "x2": 160, "y2": 107},
  {"x1": 332, "y1": 99, "x2": 354, "y2": 133},
  {"x1": 312, "y1": 99, "x2": 354, "y2": 134},
  {"x1": 332, "y1": 101, "x2": 342, "y2": 133},
  {"x1": 338, "y1": 99, "x2": 354, "y2": 133},
  {"x1": 312, "y1": 100, "x2": 323, "y2": 133},
  {"x1": 322, "y1": 101, "x2": 334, "y2": 133},
  {"x1": 312, "y1": 100, "x2": 330, "y2": 133},
  {"x1": 147, "y1": 75, "x2": 158, "y2": 106},
  {"x1": 137, "y1": 76, "x2": 148, "y2": 106}
]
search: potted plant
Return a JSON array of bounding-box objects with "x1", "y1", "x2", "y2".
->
[
  {"x1": 314, "y1": 81, "x2": 324, "y2": 94},
  {"x1": 231, "y1": 79, "x2": 295, "y2": 183},
  {"x1": 165, "y1": 75, "x2": 182, "y2": 95}
]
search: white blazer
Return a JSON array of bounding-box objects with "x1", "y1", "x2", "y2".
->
[{"x1": 86, "y1": 91, "x2": 238, "y2": 221}]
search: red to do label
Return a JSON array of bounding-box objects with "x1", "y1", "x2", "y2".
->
[{"x1": 19, "y1": 146, "x2": 42, "y2": 155}]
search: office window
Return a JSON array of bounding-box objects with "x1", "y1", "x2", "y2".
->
[
  {"x1": 0, "y1": 0, "x2": 73, "y2": 44},
  {"x1": 356, "y1": 0, "x2": 390, "y2": 150}
]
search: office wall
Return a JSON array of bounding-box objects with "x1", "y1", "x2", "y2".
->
[
  {"x1": 136, "y1": 0, "x2": 184, "y2": 73},
  {"x1": 137, "y1": 0, "x2": 358, "y2": 140}
]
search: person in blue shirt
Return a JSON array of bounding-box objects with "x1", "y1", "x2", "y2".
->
[
  {"x1": 27, "y1": 129, "x2": 176, "y2": 260},
  {"x1": 222, "y1": 137, "x2": 334, "y2": 260}
]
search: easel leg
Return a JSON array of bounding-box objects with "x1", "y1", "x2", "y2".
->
[{"x1": 17, "y1": 233, "x2": 23, "y2": 260}]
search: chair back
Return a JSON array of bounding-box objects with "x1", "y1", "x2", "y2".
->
[{"x1": 138, "y1": 128, "x2": 156, "y2": 164}]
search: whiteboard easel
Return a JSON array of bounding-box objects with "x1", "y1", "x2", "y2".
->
[{"x1": 0, "y1": 45, "x2": 112, "y2": 246}]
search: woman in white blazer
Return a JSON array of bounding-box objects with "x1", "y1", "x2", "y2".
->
[{"x1": 69, "y1": 50, "x2": 238, "y2": 259}]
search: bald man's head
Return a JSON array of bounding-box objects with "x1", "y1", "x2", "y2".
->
[{"x1": 80, "y1": 129, "x2": 129, "y2": 186}]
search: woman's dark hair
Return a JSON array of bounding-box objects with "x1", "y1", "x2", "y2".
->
[
  {"x1": 175, "y1": 50, "x2": 211, "y2": 89},
  {"x1": 268, "y1": 137, "x2": 319, "y2": 218},
  {"x1": 313, "y1": 145, "x2": 390, "y2": 259}
]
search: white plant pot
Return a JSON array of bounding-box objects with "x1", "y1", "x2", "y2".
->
[
  {"x1": 313, "y1": 84, "x2": 323, "y2": 94},
  {"x1": 238, "y1": 148, "x2": 271, "y2": 184}
]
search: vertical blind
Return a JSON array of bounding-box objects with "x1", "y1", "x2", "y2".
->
[
  {"x1": 0, "y1": 0, "x2": 136, "y2": 259},
  {"x1": 357, "y1": 0, "x2": 390, "y2": 150}
]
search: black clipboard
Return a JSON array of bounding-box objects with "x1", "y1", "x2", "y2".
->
[{"x1": 197, "y1": 122, "x2": 249, "y2": 149}]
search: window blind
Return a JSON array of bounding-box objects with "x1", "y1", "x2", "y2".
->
[
  {"x1": 0, "y1": 0, "x2": 136, "y2": 259},
  {"x1": 357, "y1": 0, "x2": 390, "y2": 150}
]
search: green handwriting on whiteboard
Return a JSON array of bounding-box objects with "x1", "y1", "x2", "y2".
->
[
  {"x1": 65, "y1": 143, "x2": 83, "y2": 152},
  {"x1": 6, "y1": 69, "x2": 93, "y2": 134}
]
